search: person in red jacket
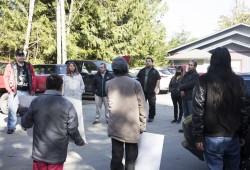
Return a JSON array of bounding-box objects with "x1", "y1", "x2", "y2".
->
[{"x1": 3, "y1": 49, "x2": 36, "y2": 134}]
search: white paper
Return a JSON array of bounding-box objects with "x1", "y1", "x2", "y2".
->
[
  {"x1": 19, "y1": 95, "x2": 87, "y2": 143},
  {"x1": 135, "y1": 132, "x2": 164, "y2": 170}
]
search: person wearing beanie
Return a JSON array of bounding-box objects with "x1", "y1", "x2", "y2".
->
[
  {"x1": 106, "y1": 57, "x2": 147, "y2": 170},
  {"x1": 136, "y1": 57, "x2": 161, "y2": 122}
]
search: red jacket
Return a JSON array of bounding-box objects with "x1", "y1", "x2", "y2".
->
[{"x1": 4, "y1": 62, "x2": 36, "y2": 94}]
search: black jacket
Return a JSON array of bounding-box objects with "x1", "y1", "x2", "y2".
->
[
  {"x1": 92, "y1": 70, "x2": 114, "y2": 97},
  {"x1": 169, "y1": 76, "x2": 182, "y2": 98},
  {"x1": 179, "y1": 70, "x2": 199, "y2": 100},
  {"x1": 192, "y1": 74, "x2": 249, "y2": 142},
  {"x1": 137, "y1": 67, "x2": 161, "y2": 93}
]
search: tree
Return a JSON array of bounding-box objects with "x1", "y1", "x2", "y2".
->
[{"x1": 218, "y1": 0, "x2": 250, "y2": 29}]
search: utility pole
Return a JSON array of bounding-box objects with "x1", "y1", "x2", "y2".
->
[{"x1": 56, "y1": 0, "x2": 67, "y2": 64}]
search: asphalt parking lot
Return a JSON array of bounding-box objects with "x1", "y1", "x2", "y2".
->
[{"x1": 0, "y1": 93, "x2": 207, "y2": 170}]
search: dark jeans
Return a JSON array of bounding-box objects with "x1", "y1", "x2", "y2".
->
[
  {"x1": 111, "y1": 138, "x2": 138, "y2": 170},
  {"x1": 171, "y1": 96, "x2": 183, "y2": 120},
  {"x1": 182, "y1": 99, "x2": 192, "y2": 119},
  {"x1": 144, "y1": 91, "x2": 156, "y2": 119}
]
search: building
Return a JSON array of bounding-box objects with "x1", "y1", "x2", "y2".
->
[{"x1": 166, "y1": 23, "x2": 250, "y2": 73}]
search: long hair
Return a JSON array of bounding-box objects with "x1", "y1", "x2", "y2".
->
[
  {"x1": 174, "y1": 66, "x2": 183, "y2": 78},
  {"x1": 66, "y1": 62, "x2": 79, "y2": 75},
  {"x1": 206, "y1": 47, "x2": 243, "y2": 127}
]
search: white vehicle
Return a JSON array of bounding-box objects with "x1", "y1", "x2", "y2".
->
[
  {"x1": 130, "y1": 67, "x2": 173, "y2": 93},
  {"x1": 156, "y1": 68, "x2": 173, "y2": 93}
]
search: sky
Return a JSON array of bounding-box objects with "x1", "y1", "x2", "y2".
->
[{"x1": 162, "y1": 0, "x2": 250, "y2": 40}]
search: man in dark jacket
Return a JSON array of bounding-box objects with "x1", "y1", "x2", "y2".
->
[
  {"x1": 179, "y1": 60, "x2": 199, "y2": 119},
  {"x1": 21, "y1": 74, "x2": 85, "y2": 170},
  {"x1": 92, "y1": 63, "x2": 114, "y2": 124},
  {"x1": 137, "y1": 57, "x2": 161, "y2": 122},
  {"x1": 192, "y1": 47, "x2": 249, "y2": 170}
]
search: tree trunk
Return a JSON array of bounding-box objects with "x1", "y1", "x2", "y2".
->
[
  {"x1": 61, "y1": 0, "x2": 67, "y2": 64},
  {"x1": 56, "y1": 0, "x2": 62, "y2": 64},
  {"x1": 24, "y1": 0, "x2": 35, "y2": 59},
  {"x1": 67, "y1": 0, "x2": 75, "y2": 35}
]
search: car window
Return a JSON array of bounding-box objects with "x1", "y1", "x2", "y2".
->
[
  {"x1": 34, "y1": 66, "x2": 46, "y2": 75},
  {"x1": 158, "y1": 69, "x2": 172, "y2": 75},
  {"x1": 58, "y1": 65, "x2": 67, "y2": 74},
  {"x1": 83, "y1": 62, "x2": 97, "y2": 73},
  {"x1": 47, "y1": 66, "x2": 56, "y2": 74}
]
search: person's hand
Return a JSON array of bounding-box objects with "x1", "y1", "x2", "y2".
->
[
  {"x1": 240, "y1": 138, "x2": 245, "y2": 146},
  {"x1": 77, "y1": 140, "x2": 87, "y2": 146},
  {"x1": 180, "y1": 91, "x2": 185, "y2": 97},
  {"x1": 195, "y1": 142, "x2": 204, "y2": 151},
  {"x1": 154, "y1": 88, "x2": 160, "y2": 94}
]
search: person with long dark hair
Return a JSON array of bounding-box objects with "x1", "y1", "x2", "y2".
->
[
  {"x1": 169, "y1": 66, "x2": 183, "y2": 124},
  {"x1": 62, "y1": 62, "x2": 85, "y2": 100},
  {"x1": 192, "y1": 47, "x2": 249, "y2": 170}
]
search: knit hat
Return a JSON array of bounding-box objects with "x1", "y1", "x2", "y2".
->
[{"x1": 112, "y1": 57, "x2": 128, "y2": 75}]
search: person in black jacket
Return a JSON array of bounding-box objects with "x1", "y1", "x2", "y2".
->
[
  {"x1": 92, "y1": 63, "x2": 114, "y2": 124},
  {"x1": 179, "y1": 60, "x2": 199, "y2": 119},
  {"x1": 192, "y1": 47, "x2": 249, "y2": 170},
  {"x1": 169, "y1": 66, "x2": 184, "y2": 124},
  {"x1": 137, "y1": 57, "x2": 161, "y2": 122}
]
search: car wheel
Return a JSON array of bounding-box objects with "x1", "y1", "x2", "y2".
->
[{"x1": 0, "y1": 93, "x2": 9, "y2": 114}]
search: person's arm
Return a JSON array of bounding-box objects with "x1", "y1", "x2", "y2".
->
[
  {"x1": 179, "y1": 73, "x2": 199, "y2": 91},
  {"x1": 192, "y1": 76, "x2": 206, "y2": 150},
  {"x1": 67, "y1": 103, "x2": 85, "y2": 146},
  {"x1": 3, "y1": 64, "x2": 14, "y2": 93},
  {"x1": 29, "y1": 64, "x2": 36, "y2": 96},
  {"x1": 21, "y1": 101, "x2": 35, "y2": 129},
  {"x1": 154, "y1": 79, "x2": 160, "y2": 94},
  {"x1": 135, "y1": 81, "x2": 147, "y2": 133},
  {"x1": 61, "y1": 75, "x2": 66, "y2": 95}
]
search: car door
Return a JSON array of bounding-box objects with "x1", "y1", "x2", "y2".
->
[{"x1": 80, "y1": 62, "x2": 98, "y2": 95}]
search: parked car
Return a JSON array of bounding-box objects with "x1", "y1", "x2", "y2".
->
[
  {"x1": 0, "y1": 61, "x2": 9, "y2": 114},
  {"x1": 33, "y1": 64, "x2": 66, "y2": 93},
  {"x1": 65, "y1": 60, "x2": 113, "y2": 96},
  {"x1": 166, "y1": 67, "x2": 176, "y2": 75},
  {"x1": 156, "y1": 68, "x2": 173, "y2": 93}
]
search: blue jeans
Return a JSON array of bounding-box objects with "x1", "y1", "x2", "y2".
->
[
  {"x1": 204, "y1": 137, "x2": 240, "y2": 170},
  {"x1": 182, "y1": 99, "x2": 192, "y2": 118},
  {"x1": 7, "y1": 91, "x2": 30, "y2": 130}
]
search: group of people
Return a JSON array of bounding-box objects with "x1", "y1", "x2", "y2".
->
[
  {"x1": 168, "y1": 47, "x2": 249, "y2": 170},
  {"x1": 3, "y1": 47, "x2": 249, "y2": 170}
]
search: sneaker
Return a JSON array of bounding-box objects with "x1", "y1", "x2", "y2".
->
[
  {"x1": 147, "y1": 118, "x2": 154, "y2": 122},
  {"x1": 92, "y1": 120, "x2": 100, "y2": 125},
  {"x1": 171, "y1": 119, "x2": 177, "y2": 123},
  {"x1": 178, "y1": 129, "x2": 184, "y2": 133},
  {"x1": 7, "y1": 129, "x2": 15, "y2": 134},
  {"x1": 176, "y1": 119, "x2": 181, "y2": 124}
]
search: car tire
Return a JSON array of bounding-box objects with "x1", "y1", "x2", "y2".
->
[{"x1": 0, "y1": 93, "x2": 9, "y2": 114}]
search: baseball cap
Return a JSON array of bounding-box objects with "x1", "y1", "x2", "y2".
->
[{"x1": 15, "y1": 49, "x2": 25, "y2": 56}]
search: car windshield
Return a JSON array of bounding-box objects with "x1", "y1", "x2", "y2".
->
[
  {"x1": 158, "y1": 69, "x2": 172, "y2": 75},
  {"x1": 58, "y1": 65, "x2": 67, "y2": 74},
  {"x1": 95, "y1": 61, "x2": 112, "y2": 71}
]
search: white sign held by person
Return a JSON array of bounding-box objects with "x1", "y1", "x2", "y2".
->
[
  {"x1": 135, "y1": 132, "x2": 164, "y2": 170},
  {"x1": 19, "y1": 95, "x2": 87, "y2": 143}
]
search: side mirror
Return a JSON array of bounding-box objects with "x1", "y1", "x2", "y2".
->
[{"x1": 91, "y1": 70, "x2": 97, "y2": 74}]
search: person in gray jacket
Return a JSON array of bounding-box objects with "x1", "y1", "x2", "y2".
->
[
  {"x1": 106, "y1": 57, "x2": 147, "y2": 170},
  {"x1": 21, "y1": 74, "x2": 85, "y2": 170}
]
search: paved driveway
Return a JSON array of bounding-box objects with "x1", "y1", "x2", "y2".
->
[{"x1": 0, "y1": 93, "x2": 207, "y2": 170}]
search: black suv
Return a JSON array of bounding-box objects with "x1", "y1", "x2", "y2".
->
[{"x1": 65, "y1": 60, "x2": 113, "y2": 95}]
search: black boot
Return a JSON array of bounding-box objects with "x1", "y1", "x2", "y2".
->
[{"x1": 171, "y1": 119, "x2": 177, "y2": 123}]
